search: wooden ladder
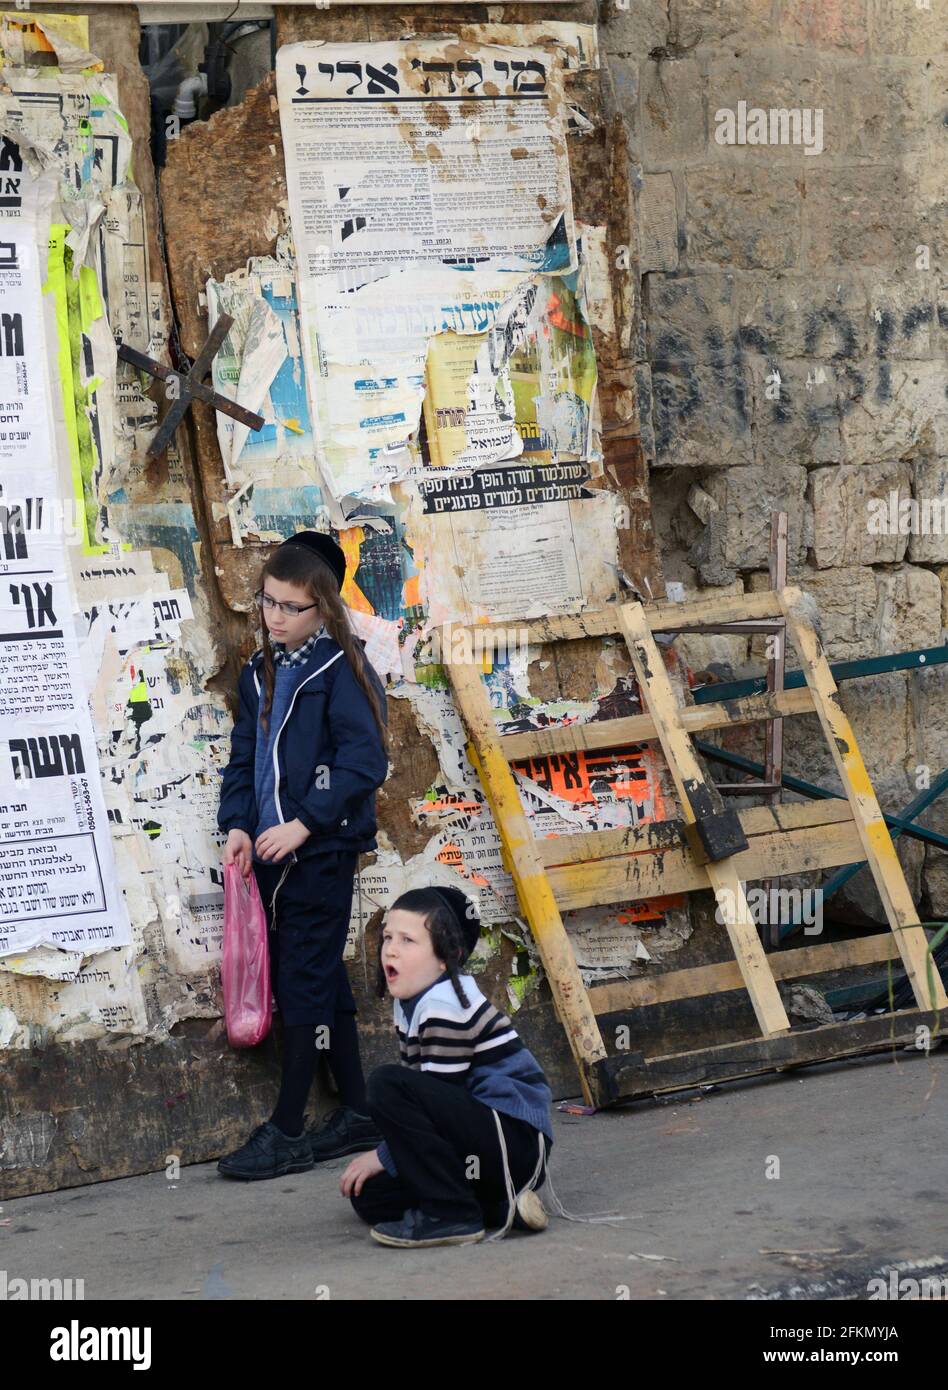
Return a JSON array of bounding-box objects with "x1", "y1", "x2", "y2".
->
[{"x1": 445, "y1": 587, "x2": 948, "y2": 1106}]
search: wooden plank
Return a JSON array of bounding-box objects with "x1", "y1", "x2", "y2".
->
[
  {"x1": 781, "y1": 587, "x2": 948, "y2": 1011},
  {"x1": 601, "y1": 1007, "x2": 948, "y2": 1101},
  {"x1": 548, "y1": 817, "x2": 864, "y2": 908},
  {"x1": 588, "y1": 933, "x2": 899, "y2": 1012},
  {"x1": 619, "y1": 601, "x2": 791, "y2": 1036},
  {"x1": 455, "y1": 610, "x2": 626, "y2": 645},
  {"x1": 643, "y1": 590, "x2": 785, "y2": 630},
  {"x1": 441, "y1": 589, "x2": 784, "y2": 649},
  {"x1": 537, "y1": 798, "x2": 854, "y2": 868},
  {"x1": 501, "y1": 686, "x2": 815, "y2": 760},
  {"x1": 446, "y1": 662, "x2": 607, "y2": 1105}
]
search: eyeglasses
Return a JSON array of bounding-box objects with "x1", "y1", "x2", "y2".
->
[{"x1": 254, "y1": 590, "x2": 320, "y2": 618}]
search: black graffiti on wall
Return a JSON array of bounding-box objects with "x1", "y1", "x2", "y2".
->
[{"x1": 650, "y1": 292, "x2": 948, "y2": 456}]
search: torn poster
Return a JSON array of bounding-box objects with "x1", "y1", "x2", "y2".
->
[
  {"x1": 422, "y1": 266, "x2": 600, "y2": 471},
  {"x1": 0, "y1": 221, "x2": 129, "y2": 957},
  {"x1": 407, "y1": 474, "x2": 619, "y2": 625},
  {"x1": 562, "y1": 900, "x2": 692, "y2": 986},
  {"x1": 0, "y1": 12, "x2": 101, "y2": 74},
  {"x1": 207, "y1": 254, "x2": 309, "y2": 483},
  {"x1": 277, "y1": 39, "x2": 575, "y2": 279},
  {"x1": 297, "y1": 264, "x2": 534, "y2": 500},
  {"x1": 276, "y1": 38, "x2": 578, "y2": 501},
  {"x1": 0, "y1": 68, "x2": 138, "y2": 545},
  {"x1": 451, "y1": 22, "x2": 599, "y2": 75}
]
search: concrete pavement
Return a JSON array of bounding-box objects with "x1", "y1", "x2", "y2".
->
[{"x1": 2, "y1": 1050, "x2": 945, "y2": 1300}]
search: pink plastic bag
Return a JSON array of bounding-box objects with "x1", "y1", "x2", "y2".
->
[{"x1": 221, "y1": 863, "x2": 272, "y2": 1047}]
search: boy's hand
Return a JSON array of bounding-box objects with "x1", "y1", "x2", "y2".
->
[
  {"x1": 223, "y1": 829, "x2": 253, "y2": 879},
  {"x1": 254, "y1": 818, "x2": 311, "y2": 863},
  {"x1": 340, "y1": 1148, "x2": 385, "y2": 1198}
]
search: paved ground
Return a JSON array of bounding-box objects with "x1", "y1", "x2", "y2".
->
[{"x1": 2, "y1": 1050, "x2": 946, "y2": 1300}]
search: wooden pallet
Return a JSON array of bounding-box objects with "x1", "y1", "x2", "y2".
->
[{"x1": 445, "y1": 587, "x2": 948, "y2": 1106}]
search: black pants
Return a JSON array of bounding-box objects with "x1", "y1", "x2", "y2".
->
[
  {"x1": 351, "y1": 1065, "x2": 549, "y2": 1226},
  {"x1": 253, "y1": 850, "x2": 358, "y2": 1028}
]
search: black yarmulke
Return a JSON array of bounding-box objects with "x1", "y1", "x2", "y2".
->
[
  {"x1": 280, "y1": 530, "x2": 346, "y2": 590},
  {"x1": 430, "y1": 886, "x2": 482, "y2": 963}
]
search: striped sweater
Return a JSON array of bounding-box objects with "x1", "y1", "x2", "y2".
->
[{"x1": 376, "y1": 974, "x2": 553, "y2": 1179}]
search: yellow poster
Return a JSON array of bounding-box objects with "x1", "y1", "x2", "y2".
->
[
  {"x1": 0, "y1": 12, "x2": 99, "y2": 70},
  {"x1": 422, "y1": 274, "x2": 597, "y2": 472}
]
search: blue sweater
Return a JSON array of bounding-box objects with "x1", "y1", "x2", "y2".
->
[
  {"x1": 376, "y1": 974, "x2": 553, "y2": 1178},
  {"x1": 252, "y1": 663, "x2": 297, "y2": 860}
]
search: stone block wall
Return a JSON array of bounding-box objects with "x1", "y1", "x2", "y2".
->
[{"x1": 601, "y1": 0, "x2": 948, "y2": 922}]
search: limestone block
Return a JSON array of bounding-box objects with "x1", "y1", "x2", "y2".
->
[
  {"x1": 749, "y1": 358, "x2": 844, "y2": 467},
  {"x1": 907, "y1": 664, "x2": 948, "y2": 785},
  {"x1": 641, "y1": 57, "x2": 707, "y2": 166},
  {"x1": 867, "y1": 0, "x2": 947, "y2": 58},
  {"x1": 647, "y1": 273, "x2": 737, "y2": 363},
  {"x1": 670, "y1": 577, "x2": 749, "y2": 677},
  {"x1": 810, "y1": 461, "x2": 912, "y2": 568},
  {"x1": 936, "y1": 566, "x2": 948, "y2": 626},
  {"x1": 674, "y1": 0, "x2": 776, "y2": 46},
  {"x1": 735, "y1": 274, "x2": 868, "y2": 359},
  {"x1": 938, "y1": 282, "x2": 948, "y2": 358},
  {"x1": 784, "y1": 673, "x2": 912, "y2": 804},
  {"x1": 598, "y1": 2, "x2": 681, "y2": 56},
  {"x1": 874, "y1": 565, "x2": 943, "y2": 653},
  {"x1": 832, "y1": 62, "x2": 929, "y2": 160},
  {"x1": 750, "y1": 565, "x2": 878, "y2": 658},
  {"x1": 932, "y1": 56, "x2": 948, "y2": 167},
  {"x1": 639, "y1": 171, "x2": 680, "y2": 274},
  {"x1": 914, "y1": 160, "x2": 948, "y2": 266},
  {"x1": 600, "y1": 0, "x2": 775, "y2": 54},
  {"x1": 832, "y1": 836, "x2": 925, "y2": 926},
  {"x1": 866, "y1": 276, "x2": 937, "y2": 359},
  {"x1": 707, "y1": 51, "x2": 837, "y2": 164},
  {"x1": 922, "y1": 852, "x2": 948, "y2": 917},
  {"x1": 685, "y1": 167, "x2": 803, "y2": 270},
  {"x1": 803, "y1": 166, "x2": 919, "y2": 270},
  {"x1": 780, "y1": 0, "x2": 870, "y2": 54},
  {"x1": 907, "y1": 457, "x2": 948, "y2": 563},
  {"x1": 711, "y1": 665, "x2": 921, "y2": 921},
  {"x1": 651, "y1": 360, "x2": 753, "y2": 468},
  {"x1": 703, "y1": 465, "x2": 809, "y2": 572},
  {"x1": 840, "y1": 360, "x2": 948, "y2": 463}
]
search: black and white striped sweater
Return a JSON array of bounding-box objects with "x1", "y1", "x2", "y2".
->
[{"x1": 375, "y1": 975, "x2": 554, "y2": 1178}]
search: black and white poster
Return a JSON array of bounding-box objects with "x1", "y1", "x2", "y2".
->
[{"x1": 0, "y1": 220, "x2": 129, "y2": 957}]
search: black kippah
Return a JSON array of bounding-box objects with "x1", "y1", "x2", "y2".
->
[
  {"x1": 430, "y1": 886, "x2": 481, "y2": 964},
  {"x1": 279, "y1": 530, "x2": 346, "y2": 590}
]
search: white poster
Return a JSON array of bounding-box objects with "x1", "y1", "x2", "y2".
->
[
  {"x1": 277, "y1": 39, "x2": 575, "y2": 280},
  {"x1": 0, "y1": 221, "x2": 130, "y2": 957},
  {"x1": 276, "y1": 39, "x2": 578, "y2": 503}
]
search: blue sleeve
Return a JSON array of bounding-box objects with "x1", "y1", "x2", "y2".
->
[
  {"x1": 377, "y1": 1140, "x2": 398, "y2": 1177},
  {"x1": 217, "y1": 667, "x2": 258, "y2": 835},
  {"x1": 294, "y1": 657, "x2": 388, "y2": 835}
]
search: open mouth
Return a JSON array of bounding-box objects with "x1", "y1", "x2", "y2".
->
[{"x1": 385, "y1": 965, "x2": 399, "y2": 982}]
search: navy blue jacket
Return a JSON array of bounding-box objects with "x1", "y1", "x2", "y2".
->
[{"x1": 217, "y1": 636, "x2": 388, "y2": 857}]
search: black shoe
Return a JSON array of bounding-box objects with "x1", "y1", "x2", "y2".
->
[
  {"x1": 217, "y1": 1121, "x2": 314, "y2": 1181},
  {"x1": 370, "y1": 1207, "x2": 485, "y2": 1249},
  {"x1": 307, "y1": 1106, "x2": 381, "y2": 1162}
]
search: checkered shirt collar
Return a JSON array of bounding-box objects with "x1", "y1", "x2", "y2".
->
[{"x1": 271, "y1": 626, "x2": 327, "y2": 667}]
